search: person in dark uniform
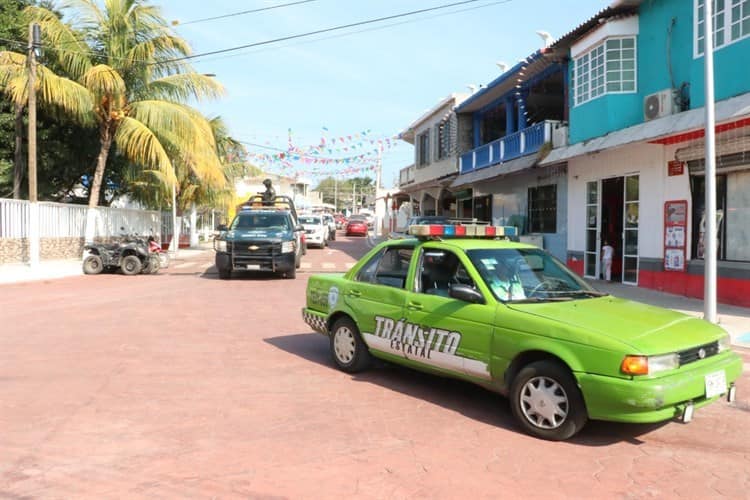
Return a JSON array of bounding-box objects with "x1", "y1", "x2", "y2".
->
[{"x1": 261, "y1": 178, "x2": 275, "y2": 206}]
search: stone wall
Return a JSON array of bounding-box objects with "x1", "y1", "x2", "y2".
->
[{"x1": 0, "y1": 237, "x2": 103, "y2": 264}]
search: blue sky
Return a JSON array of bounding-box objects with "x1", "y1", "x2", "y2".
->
[{"x1": 158, "y1": 0, "x2": 612, "y2": 188}]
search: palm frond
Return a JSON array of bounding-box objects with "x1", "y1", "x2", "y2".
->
[
  {"x1": 37, "y1": 67, "x2": 95, "y2": 124},
  {"x1": 114, "y1": 115, "x2": 175, "y2": 185},
  {"x1": 82, "y1": 64, "x2": 125, "y2": 100},
  {"x1": 146, "y1": 73, "x2": 225, "y2": 103},
  {"x1": 25, "y1": 5, "x2": 93, "y2": 80}
]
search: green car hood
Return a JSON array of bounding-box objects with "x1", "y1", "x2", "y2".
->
[{"x1": 509, "y1": 296, "x2": 727, "y2": 354}]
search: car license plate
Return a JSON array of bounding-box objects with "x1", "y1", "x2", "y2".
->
[
  {"x1": 705, "y1": 370, "x2": 726, "y2": 398},
  {"x1": 246, "y1": 264, "x2": 260, "y2": 270}
]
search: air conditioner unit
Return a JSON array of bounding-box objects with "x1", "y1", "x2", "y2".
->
[{"x1": 644, "y1": 89, "x2": 676, "y2": 121}]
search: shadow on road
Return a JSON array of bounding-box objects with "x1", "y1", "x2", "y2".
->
[
  {"x1": 197, "y1": 264, "x2": 296, "y2": 281},
  {"x1": 264, "y1": 332, "x2": 667, "y2": 446}
]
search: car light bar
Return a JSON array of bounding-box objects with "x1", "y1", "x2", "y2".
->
[{"x1": 408, "y1": 224, "x2": 517, "y2": 238}]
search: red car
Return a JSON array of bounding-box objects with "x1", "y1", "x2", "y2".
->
[{"x1": 345, "y1": 218, "x2": 368, "y2": 236}]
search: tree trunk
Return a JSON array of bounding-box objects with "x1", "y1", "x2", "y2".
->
[
  {"x1": 89, "y1": 126, "x2": 113, "y2": 208},
  {"x1": 13, "y1": 102, "x2": 25, "y2": 199}
]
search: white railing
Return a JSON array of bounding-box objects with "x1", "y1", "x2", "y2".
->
[{"x1": 0, "y1": 198, "x2": 163, "y2": 240}]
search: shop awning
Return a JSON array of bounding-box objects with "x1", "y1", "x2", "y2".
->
[
  {"x1": 540, "y1": 92, "x2": 750, "y2": 165},
  {"x1": 450, "y1": 154, "x2": 538, "y2": 188}
]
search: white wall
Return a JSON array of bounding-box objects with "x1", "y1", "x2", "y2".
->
[{"x1": 567, "y1": 142, "x2": 692, "y2": 259}]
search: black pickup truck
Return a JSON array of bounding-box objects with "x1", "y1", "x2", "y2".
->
[{"x1": 213, "y1": 195, "x2": 303, "y2": 279}]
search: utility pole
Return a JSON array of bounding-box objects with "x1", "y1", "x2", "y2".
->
[
  {"x1": 334, "y1": 177, "x2": 338, "y2": 213},
  {"x1": 703, "y1": 0, "x2": 718, "y2": 323},
  {"x1": 27, "y1": 23, "x2": 41, "y2": 268},
  {"x1": 352, "y1": 183, "x2": 357, "y2": 214}
]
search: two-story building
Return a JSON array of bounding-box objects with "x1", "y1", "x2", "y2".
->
[
  {"x1": 541, "y1": 0, "x2": 750, "y2": 306},
  {"x1": 397, "y1": 93, "x2": 468, "y2": 219}
]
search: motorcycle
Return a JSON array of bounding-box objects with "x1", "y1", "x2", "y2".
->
[{"x1": 82, "y1": 230, "x2": 166, "y2": 276}]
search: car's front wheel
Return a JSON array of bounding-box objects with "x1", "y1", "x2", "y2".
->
[
  {"x1": 509, "y1": 361, "x2": 587, "y2": 441},
  {"x1": 330, "y1": 317, "x2": 371, "y2": 373}
]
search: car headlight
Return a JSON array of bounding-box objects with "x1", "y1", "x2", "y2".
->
[
  {"x1": 621, "y1": 353, "x2": 680, "y2": 375},
  {"x1": 717, "y1": 334, "x2": 731, "y2": 352},
  {"x1": 214, "y1": 239, "x2": 227, "y2": 252},
  {"x1": 281, "y1": 241, "x2": 295, "y2": 253}
]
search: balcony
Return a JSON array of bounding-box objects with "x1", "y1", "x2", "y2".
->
[
  {"x1": 459, "y1": 120, "x2": 563, "y2": 174},
  {"x1": 399, "y1": 164, "x2": 415, "y2": 187}
]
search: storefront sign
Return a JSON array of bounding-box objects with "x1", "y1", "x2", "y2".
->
[
  {"x1": 664, "y1": 200, "x2": 687, "y2": 271},
  {"x1": 667, "y1": 160, "x2": 685, "y2": 176}
]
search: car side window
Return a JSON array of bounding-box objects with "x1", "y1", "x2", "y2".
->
[
  {"x1": 355, "y1": 247, "x2": 413, "y2": 288},
  {"x1": 418, "y1": 249, "x2": 475, "y2": 297}
]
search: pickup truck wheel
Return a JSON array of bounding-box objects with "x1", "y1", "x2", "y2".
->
[
  {"x1": 509, "y1": 361, "x2": 587, "y2": 441},
  {"x1": 121, "y1": 255, "x2": 142, "y2": 275},
  {"x1": 82, "y1": 255, "x2": 103, "y2": 275},
  {"x1": 330, "y1": 317, "x2": 371, "y2": 373},
  {"x1": 330, "y1": 231, "x2": 336, "y2": 241},
  {"x1": 218, "y1": 267, "x2": 231, "y2": 280},
  {"x1": 283, "y1": 267, "x2": 296, "y2": 279}
]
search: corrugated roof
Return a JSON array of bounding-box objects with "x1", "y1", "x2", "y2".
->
[
  {"x1": 549, "y1": 1, "x2": 640, "y2": 50},
  {"x1": 450, "y1": 154, "x2": 539, "y2": 188},
  {"x1": 540, "y1": 92, "x2": 750, "y2": 165}
]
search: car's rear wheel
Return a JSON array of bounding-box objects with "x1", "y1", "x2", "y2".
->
[
  {"x1": 330, "y1": 317, "x2": 371, "y2": 373},
  {"x1": 509, "y1": 361, "x2": 587, "y2": 441}
]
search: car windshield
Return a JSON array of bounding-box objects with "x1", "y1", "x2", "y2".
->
[
  {"x1": 466, "y1": 248, "x2": 603, "y2": 303},
  {"x1": 299, "y1": 216, "x2": 321, "y2": 225},
  {"x1": 232, "y1": 213, "x2": 291, "y2": 230}
]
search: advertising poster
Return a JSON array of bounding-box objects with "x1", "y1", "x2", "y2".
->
[{"x1": 664, "y1": 200, "x2": 687, "y2": 272}]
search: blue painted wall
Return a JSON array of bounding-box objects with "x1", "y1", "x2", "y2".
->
[{"x1": 569, "y1": 0, "x2": 750, "y2": 144}]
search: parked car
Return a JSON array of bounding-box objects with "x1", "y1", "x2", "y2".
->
[
  {"x1": 322, "y1": 213, "x2": 336, "y2": 241},
  {"x1": 345, "y1": 217, "x2": 368, "y2": 237},
  {"x1": 334, "y1": 213, "x2": 347, "y2": 229},
  {"x1": 299, "y1": 214, "x2": 329, "y2": 248},
  {"x1": 390, "y1": 215, "x2": 451, "y2": 239},
  {"x1": 302, "y1": 222, "x2": 741, "y2": 441}
]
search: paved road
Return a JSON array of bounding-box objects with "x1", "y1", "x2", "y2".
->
[{"x1": 1, "y1": 231, "x2": 749, "y2": 498}]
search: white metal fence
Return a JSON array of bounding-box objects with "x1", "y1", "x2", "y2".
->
[{"x1": 0, "y1": 198, "x2": 164, "y2": 240}]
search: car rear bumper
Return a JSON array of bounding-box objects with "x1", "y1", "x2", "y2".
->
[
  {"x1": 577, "y1": 351, "x2": 743, "y2": 423},
  {"x1": 302, "y1": 308, "x2": 328, "y2": 335}
]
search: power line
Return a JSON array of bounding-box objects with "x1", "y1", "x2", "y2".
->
[
  {"x1": 153, "y1": 0, "x2": 504, "y2": 65},
  {"x1": 184, "y1": 0, "x2": 513, "y2": 65},
  {"x1": 174, "y1": 0, "x2": 320, "y2": 26}
]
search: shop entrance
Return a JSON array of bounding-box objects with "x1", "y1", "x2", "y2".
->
[
  {"x1": 584, "y1": 174, "x2": 639, "y2": 284},
  {"x1": 601, "y1": 177, "x2": 624, "y2": 281}
]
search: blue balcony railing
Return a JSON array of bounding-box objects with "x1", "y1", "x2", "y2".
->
[{"x1": 459, "y1": 120, "x2": 559, "y2": 174}]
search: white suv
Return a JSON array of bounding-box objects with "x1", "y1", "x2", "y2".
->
[
  {"x1": 322, "y1": 213, "x2": 336, "y2": 241},
  {"x1": 298, "y1": 215, "x2": 328, "y2": 248}
]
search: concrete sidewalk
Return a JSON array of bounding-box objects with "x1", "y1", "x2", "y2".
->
[{"x1": 0, "y1": 245, "x2": 212, "y2": 285}]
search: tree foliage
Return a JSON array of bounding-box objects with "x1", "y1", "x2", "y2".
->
[{"x1": 314, "y1": 176, "x2": 375, "y2": 210}]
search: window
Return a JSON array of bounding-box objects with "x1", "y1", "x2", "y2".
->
[
  {"x1": 571, "y1": 37, "x2": 636, "y2": 106},
  {"x1": 435, "y1": 118, "x2": 453, "y2": 161},
  {"x1": 696, "y1": 0, "x2": 750, "y2": 56},
  {"x1": 417, "y1": 131, "x2": 430, "y2": 167},
  {"x1": 528, "y1": 185, "x2": 557, "y2": 233},
  {"x1": 356, "y1": 246, "x2": 414, "y2": 288},
  {"x1": 418, "y1": 249, "x2": 476, "y2": 297}
]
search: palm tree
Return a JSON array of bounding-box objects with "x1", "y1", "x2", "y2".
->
[{"x1": 0, "y1": 0, "x2": 225, "y2": 208}]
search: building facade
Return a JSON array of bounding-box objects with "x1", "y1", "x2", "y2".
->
[{"x1": 541, "y1": 0, "x2": 750, "y2": 306}]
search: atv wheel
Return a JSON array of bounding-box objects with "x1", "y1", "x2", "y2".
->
[
  {"x1": 121, "y1": 255, "x2": 142, "y2": 275},
  {"x1": 82, "y1": 255, "x2": 103, "y2": 275}
]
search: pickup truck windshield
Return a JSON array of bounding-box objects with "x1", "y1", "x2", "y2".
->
[
  {"x1": 466, "y1": 248, "x2": 602, "y2": 303},
  {"x1": 231, "y1": 213, "x2": 291, "y2": 230}
]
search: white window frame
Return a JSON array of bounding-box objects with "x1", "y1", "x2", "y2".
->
[
  {"x1": 417, "y1": 130, "x2": 430, "y2": 168},
  {"x1": 572, "y1": 36, "x2": 637, "y2": 107},
  {"x1": 694, "y1": 0, "x2": 750, "y2": 57}
]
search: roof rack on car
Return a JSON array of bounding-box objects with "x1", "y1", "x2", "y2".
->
[{"x1": 238, "y1": 195, "x2": 298, "y2": 222}]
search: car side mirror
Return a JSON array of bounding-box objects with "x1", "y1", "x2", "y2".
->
[
  {"x1": 217, "y1": 224, "x2": 227, "y2": 231},
  {"x1": 449, "y1": 284, "x2": 485, "y2": 304}
]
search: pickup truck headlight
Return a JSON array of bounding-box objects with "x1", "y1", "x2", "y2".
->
[
  {"x1": 214, "y1": 238, "x2": 227, "y2": 252},
  {"x1": 281, "y1": 241, "x2": 295, "y2": 253},
  {"x1": 621, "y1": 353, "x2": 679, "y2": 375}
]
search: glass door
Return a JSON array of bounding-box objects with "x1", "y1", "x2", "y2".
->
[
  {"x1": 622, "y1": 174, "x2": 639, "y2": 285},
  {"x1": 584, "y1": 181, "x2": 600, "y2": 279}
]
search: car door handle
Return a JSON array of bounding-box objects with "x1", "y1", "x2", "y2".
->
[
  {"x1": 348, "y1": 290, "x2": 362, "y2": 298},
  {"x1": 407, "y1": 301, "x2": 423, "y2": 311}
]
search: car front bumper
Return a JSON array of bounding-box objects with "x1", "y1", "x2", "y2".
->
[
  {"x1": 577, "y1": 351, "x2": 743, "y2": 423},
  {"x1": 215, "y1": 250, "x2": 295, "y2": 273}
]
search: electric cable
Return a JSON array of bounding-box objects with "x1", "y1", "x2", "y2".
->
[{"x1": 174, "y1": 0, "x2": 320, "y2": 26}]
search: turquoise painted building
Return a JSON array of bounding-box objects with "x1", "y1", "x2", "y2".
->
[{"x1": 569, "y1": 0, "x2": 750, "y2": 144}]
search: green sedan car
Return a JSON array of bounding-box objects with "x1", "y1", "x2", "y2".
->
[{"x1": 301, "y1": 226, "x2": 741, "y2": 440}]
